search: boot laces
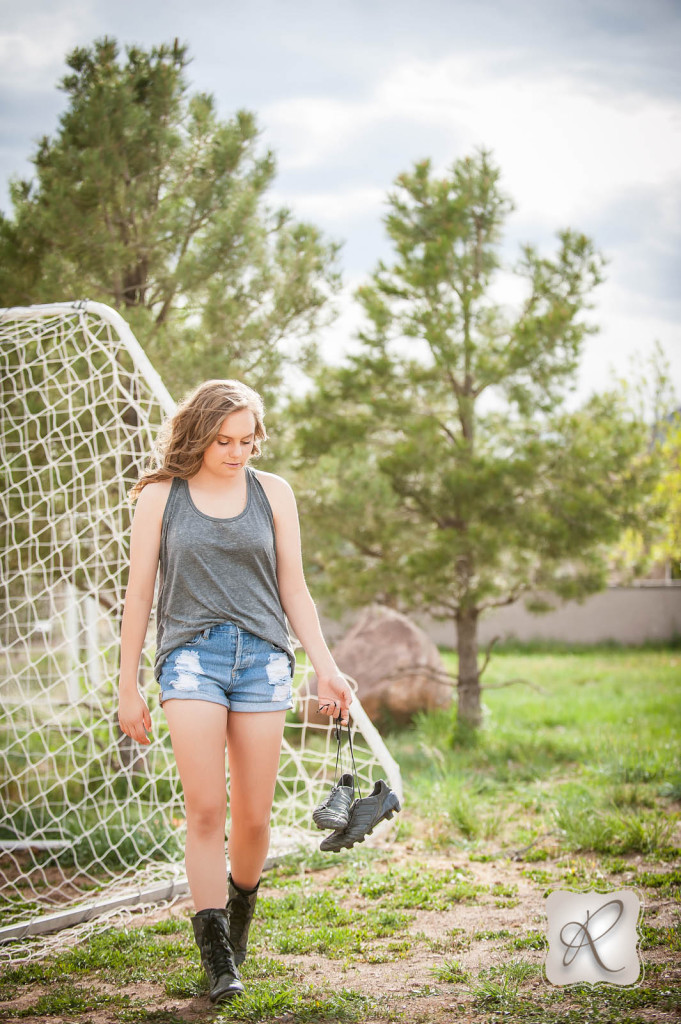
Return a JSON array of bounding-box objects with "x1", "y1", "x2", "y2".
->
[
  {"x1": 206, "y1": 917, "x2": 237, "y2": 978},
  {"x1": 229, "y1": 891, "x2": 251, "y2": 937}
]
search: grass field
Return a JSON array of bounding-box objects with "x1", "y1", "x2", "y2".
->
[{"x1": 1, "y1": 640, "x2": 679, "y2": 1023}]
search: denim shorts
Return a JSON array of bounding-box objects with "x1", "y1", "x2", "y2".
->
[{"x1": 157, "y1": 621, "x2": 294, "y2": 713}]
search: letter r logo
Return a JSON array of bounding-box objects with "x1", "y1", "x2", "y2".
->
[{"x1": 544, "y1": 888, "x2": 643, "y2": 986}]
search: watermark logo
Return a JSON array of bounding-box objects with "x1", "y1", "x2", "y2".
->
[{"x1": 544, "y1": 888, "x2": 643, "y2": 986}]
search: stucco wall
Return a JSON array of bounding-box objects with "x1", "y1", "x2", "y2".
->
[{"x1": 317, "y1": 585, "x2": 681, "y2": 648}]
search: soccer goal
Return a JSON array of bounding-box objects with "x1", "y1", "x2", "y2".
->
[{"x1": 0, "y1": 301, "x2": 403, "y2": 962}]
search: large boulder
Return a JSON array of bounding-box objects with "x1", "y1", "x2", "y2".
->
[{"x1": 301, "y1": 604, "x2": 453, "y2": 727}]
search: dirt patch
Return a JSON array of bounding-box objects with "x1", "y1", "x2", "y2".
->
[{"x1": 1, "y1": 841, "x2": 679, "y2": 1024}]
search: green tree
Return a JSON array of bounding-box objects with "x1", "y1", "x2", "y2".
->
[
  {"x1": 653, "y1": 416, "x2": 681, "y2": 575},
  {"x1": 288, "y1": 149, "x2": 663, "y2": 729},
  {"x1": 0, "y1": 37, "x2": 341, "y2": 402},
  {"x1": 607, "y1": 343, "x2": 680, "y2": 581}
]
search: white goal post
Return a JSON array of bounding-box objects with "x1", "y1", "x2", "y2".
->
[{"x1": 0, "y1": 300, "x2": 402, "y2": 962}]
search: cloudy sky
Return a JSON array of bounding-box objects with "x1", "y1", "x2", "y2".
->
[{"x1": 1, "y1": 0, "x2": 680, "y2": 410}]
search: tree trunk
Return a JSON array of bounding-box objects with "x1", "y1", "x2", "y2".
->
[{"x1": 456, "y1": 606, "x2": 482, "y2": 727}]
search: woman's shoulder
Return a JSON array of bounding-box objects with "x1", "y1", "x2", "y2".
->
[
  {"x1": 133, "y1": 477, "x2": 176, "y2": 525},
  {"x1": 250, "y1": 467, "x2": 295, "y2": 513},
  {"x1": 138, "y1": 477, "x2": 175, "y2": 503},
  {"x1": 250, "y1": 466, "x2": 288, "y2": 484}
]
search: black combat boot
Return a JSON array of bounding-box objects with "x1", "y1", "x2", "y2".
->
[
  {"x1": 191, "y1": 907, "x2": 244, "y2": 1003},
  {"x1": 225, "y1": 873, "x2": 260, "y2": 966}
]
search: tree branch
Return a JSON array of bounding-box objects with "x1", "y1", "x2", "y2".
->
[
  {"x1": 477, "y1": 583, "x2": 529, "y2": 611},
  {"x1": 354, "y1": 662, "x2": 457, "y2": 689},
  {"x1": 480, "y1": 676, "x2": 550, "y2": 695},
  {"x1": 478, "y1": 633, "x2": 501, "y2": 678}
]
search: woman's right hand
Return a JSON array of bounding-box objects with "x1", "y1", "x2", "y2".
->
[{"x1": 118, "y1": 687, "x2": 153, "y2": 745}]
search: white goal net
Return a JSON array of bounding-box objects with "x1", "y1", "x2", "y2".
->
[{"x1": 0, "y1": 301, "x2": 402, "y2": 962}]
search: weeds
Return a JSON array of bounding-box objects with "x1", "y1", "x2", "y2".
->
[
  {"x1": 430, "y1": 958, "x2": 470, "y2": 983},
  {"x1": 469, "y1": 959, "x2": 539, "y2": 1008},
  {"x1": 2, "y1": 642, "x2": 678, "y2": 1023},
  {"x1": 509, "y1": 930, "x2": 548, "y2": 950},
  {"x1": 350, "y1": 862, "x2": 483, "y2": 909},
  {"x1": 213, "y1": 981, "x2": 372, "y2": 1022}
]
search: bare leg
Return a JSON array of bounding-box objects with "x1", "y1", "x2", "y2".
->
[
  {"x1": 162, "y1": 698, "x2": 229, "y2": 910},
  {"x1": 226, "y1": 710, "x2": 287, "y2": 889}
]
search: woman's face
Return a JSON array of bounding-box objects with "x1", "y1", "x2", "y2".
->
[{"x1": 202, "y1": 408, "x2": 257, "y2": 475}]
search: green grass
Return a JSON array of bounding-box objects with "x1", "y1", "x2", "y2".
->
[
  {"x1": 344, "y1": 861, "x2": 484, "y2": 909},
  {"x1": 209, "y1": 979, "x2": 373, "y2": 1022},
  {"x1": 509, "y1": 929, "x2": 548, "y2": 950},
  {"x1": 388, "y1": 642, "x2": 681, "y2": 858},
  {"x1": 469, "y1": 958, "x2": 540, "y2": 1008},
  {"x1": 2, "y1": 641, "x2": 679, "y2": 1024},
  {"x1": 473, "y1": 927, "x2": 512, "y2": 940},
  {"x1": 640, "y1": 921, "x2": 681, "y2": 950},
  {"x1": 8, "y1": 983, "x2": 121, "y2": 1018},
  {"x1": 430, "y1": 957, "x2": 470, "y2": 982}
]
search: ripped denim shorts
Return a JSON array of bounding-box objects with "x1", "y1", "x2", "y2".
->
[{"x1": 157, "y1": 621, "x2": 294, "y2": 713}]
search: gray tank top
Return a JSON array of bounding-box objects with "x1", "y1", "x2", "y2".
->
[{"x1": 154, "y1": 466, "x2": 296, "y2": 682}]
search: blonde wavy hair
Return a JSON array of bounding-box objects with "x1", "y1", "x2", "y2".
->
[{"x1": 127, "y1": 379, "x2": 268, "y2": 503}]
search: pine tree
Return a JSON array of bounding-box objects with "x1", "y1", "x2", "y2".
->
[
  {"x1": 289, "y1": 149, "x2": 663, "y2": 728},
  {"x1": 0, "y1": 37, "x2": 341, "y2": 401}
]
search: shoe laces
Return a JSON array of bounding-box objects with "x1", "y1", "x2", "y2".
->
[
  {"x1": 228, "y1": 891, "x2": 251, "y2": 937},
  {"x1": 206, "y1": 916, "x2": 237, "y2": 977},
  {"x1": 333, "y1": 714, "x2": 362, "y2": 800}
]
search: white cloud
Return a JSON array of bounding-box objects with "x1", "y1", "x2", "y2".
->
[
  {"x1": 582, "y1": 280, "x2": 681, "y2": 394},
  {"x1": 266, "y1": 49, "x2": 681, "y2": 408},
  {"x1": 317, "y1": 276, "x2": 366, "y2": 363},
  {"x1": 268, "y1": 185, "x2": 385, "y2": 224},
  {"x1": 1, "y1": 2, "x2": 678, "y2": 410},
  {"x1": 260, "y1": 96, "x2": 364, "y2": 172},
  {"x1": 263, "y1": 52, "x2": 681, "y2": 228},
  {"x1": 0, "y1": 3, "x2": 94, "y2": 91}
]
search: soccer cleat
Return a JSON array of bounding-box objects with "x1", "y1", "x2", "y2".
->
[
  {"x1": 191, "y1": 907, "x2": 244, "y2": 1003},
  {"x1": 312, "y1": 772, "x2": 355, "y2": 830},
  {"x1": 320, "y1": 780, "x2": 401, "y2": 852}
]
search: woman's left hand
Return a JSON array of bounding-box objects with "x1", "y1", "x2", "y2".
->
[{"x1": 317, "y1": 670, "x2": 353, "y2": 726}]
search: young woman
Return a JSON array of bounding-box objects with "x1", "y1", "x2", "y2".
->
[{"x1": 117, "y1": 379, "x2": 352, "y2": 1004}]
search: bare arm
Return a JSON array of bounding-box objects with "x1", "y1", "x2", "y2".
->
[
  {"x1": 117, "y1": 482, "x2": 166, "y2": 743},
  {"x1": 267, "y1": 473, "x2": 352, "y2": 724}
]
